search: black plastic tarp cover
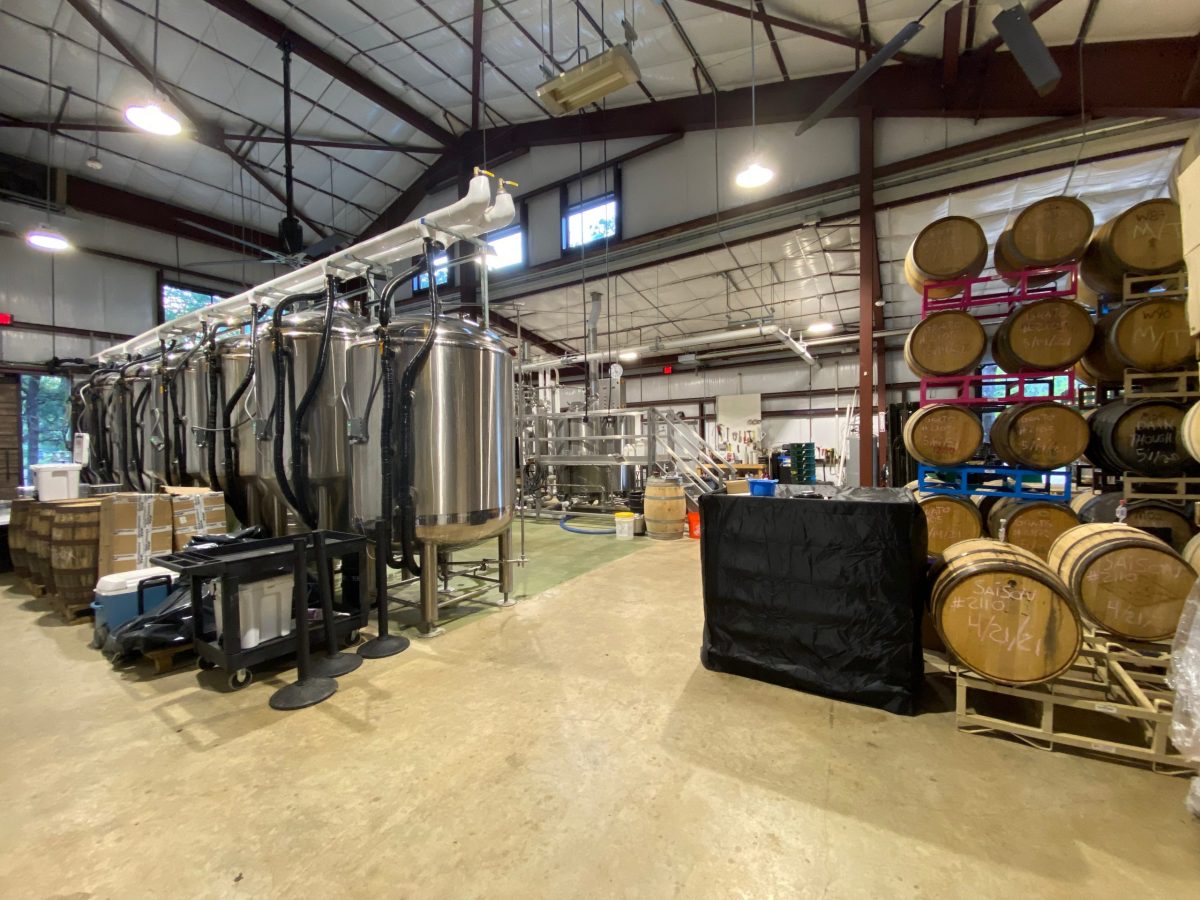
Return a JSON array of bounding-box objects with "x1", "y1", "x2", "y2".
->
[{"x1": 699, "y1": 486, "x2": 928, "y2": 715}]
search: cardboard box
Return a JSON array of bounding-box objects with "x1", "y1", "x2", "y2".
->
[
  {"x1": 170, "y1": 491, "x2": 228, "y2": 550},
  {"x1": 98, "y1": 493, "x2": 174, "y2": 576},
  {"x1": 726, "y1": 479, "x2": 750, "y2": 494}
]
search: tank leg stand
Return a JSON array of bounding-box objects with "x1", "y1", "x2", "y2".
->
[
  {"x1": 497, "y1": 527, "x2": 516, "y2": 607},
  {"x1": 308, "y1": 532, "x2": 364, "y2": 678},
  {"x1": 270, "y1": 536, "x2": 338, "y2": 710},
  {"x1": 359, "y1": 521, "x2": 411, "y2": 659},
  {"x1": 417, "y1": 540, "x2": 445, "y2": 638}
]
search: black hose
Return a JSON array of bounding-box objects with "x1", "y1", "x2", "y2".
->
[
  {"x1": 130, "y1": 380, "x2": 150, "y2": 491},
  {"x1": 288, "y1": 275, "x2": 339, "y2": 529},
  {"x1": 222, "y1": 306, "x2": 262, "y2": 525},
  {"x1": 205, "y1": 345, "x2": 222, "y2": 490},
  {"x1": 156, "y1": 343, "x2": 175, "y2": 486},
  {"x1": 116, "y1": 350, "x2": 163, "y2": 491},
  {"x1": 167, "y1": 327, "x2": 212, "y2": 486},
  {"x1": 270, "y1": 289, "x2": 326, "y2": 527}
]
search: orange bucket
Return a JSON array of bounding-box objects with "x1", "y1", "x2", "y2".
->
[{"x1": 687, "y1": 511, "x2": 701, "y2": 540}]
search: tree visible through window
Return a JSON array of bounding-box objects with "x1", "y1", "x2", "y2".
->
[
  {"x1": 20, "y1": 375, "x2": 72, "y2": 485},
  {"x1": 563, "y1": 194, "x2": 617, "y2": 250},
  {"x1": 162, "y1": 283, "x2": 222, "y2": 322}
]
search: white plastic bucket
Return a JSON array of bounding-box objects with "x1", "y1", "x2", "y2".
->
[
  {"x1": 614, "y1": 512, "x2": 636, "y2": 541},
  {"x1": 214, "y1": 574, "x2": 292, "y2": 649},
  {"x1": 30, "y1": 463, "x2": 82, "y2": 500}
]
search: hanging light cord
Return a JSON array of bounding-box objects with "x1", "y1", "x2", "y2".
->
[
  {"x1": 152, "y1": 0, "x2": 160, "y2": 94},
  {"x1": 749, "y1": 0, "x2": 756, "y2": 152}
]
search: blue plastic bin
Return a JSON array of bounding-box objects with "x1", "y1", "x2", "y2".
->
[{"x1": 748, "y1": 478, "x2": 778, "y2": 497}]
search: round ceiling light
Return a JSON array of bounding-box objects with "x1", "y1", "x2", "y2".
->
[
  {"x1": 25, "y1": 227, "x2": 72, "y2": 252},
  {"x1": 734, "y1": 161, "x2": 774, "y2": 190},
  {"x1": 807, "y1": 320, "x2": 836, "y2": 335},
  {"x1": 124, "y1": 102, "x2": 182, "y2": 136}
]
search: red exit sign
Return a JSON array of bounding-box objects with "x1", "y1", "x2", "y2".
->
[{"x1": 0, "y1": 313, "x2": 12, "y2": 326}]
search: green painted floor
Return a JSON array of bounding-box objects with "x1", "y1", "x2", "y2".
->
[{"x1": 385, "y1": 518, "x2": 655, "y2": 634}]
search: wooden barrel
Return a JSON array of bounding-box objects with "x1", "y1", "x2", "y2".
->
[
  {"x1": 1048, "y1": 523, "x2": 1194, "y2": 641},
  {"x1": 989, "y1": 402, "x2": 1089, "y2": 470},
  {"x1": 1183, "y1": 532, "x2": 1200, "y2": 573},
  {"x1": 27, "y1": 504, "x2": 55, "y2": 590},
  {"x1": 8, "y1": 498, "x2": 32, "y2": 579},
  {"x1": 1181, "y1": 403, "x2": 1200, "y2": 464},
  {"x1": 1079, "y1": 298, "x2": 1190, "y2": 381},
  {"x1": 990, "y1": 299, "x2": 1094, "y2": 372},
  {"x1": 1080, "y1": 199, "x2": 1183, "y2": 294},
  {"x1": 932, "y1": 538, "x2": 1081, "y2": 684},
  {"x1": 1073, "y1": 277, "x2": 1114, "y2": 312},
  {"x1": 918, "y1": 494, "x2": 984, "y2": 556},
  {"x1": 904, "y1": 216, "x2": 988, "y2": 298},
  {"x1": 1123, "y1": 501, "x2": 1194, "y2": 553},
  {"x1": 985, "y1": 498, "x2": 1079, "y2": 560},
  {"x1": 903, "y1": 310, "x2": 987, "y2": 376},
  {"x1": 49, "y1": 502, "x2": 101, "y2": 604},
  {"x1": 1086, "y1": 399, "x2": 1191, "y2": 476},
  {"x1": 1070, "y1": 490, "x2": 1122, "y2": 522},
  {"x1": 902, "y1": 405, "x2": 983, "y2": 466},
  {"x1": 1002, "y1": 196, "x2": 1095, "y2": 269},
  {"x1": 644, "y1": 476, "x2": 686, "y2": 541}
]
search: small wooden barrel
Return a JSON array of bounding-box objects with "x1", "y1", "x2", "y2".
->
[
  {"x1": 1181, "y1": 403, "x2": 1200, "y2": 464},
  {"x1": 918, "y1": 494, "x2": 983, "y2": 556},
  {"x1": 903, "y1": 310, "x2": 987, "y2": 376},
  {"x1": 902, "y1": 405, "x2": 983, "y2": 466},
  {"x1": 1048, "y1": 523, "x2": 1194, "y2": 641},
  {"x1": 8, "y1": 498, "x2": 32, "y2": 579},
  {"x1": 989, "y1": 402, "x2": 1089, "y2": 470},
  {"x1": 990, "y1": 299, "x2": 1094, "y2": 372},
  {"x1": 1002, "y1": 196, "x2": 1095, "y2": 269},
  {"x1": 644, "y1": 476, "x2": 686, "y2": 541},
  {"x1": 1079, "y1": 298, "x2": 1190, "y2": 381},
  {"x1": 49, "y1": 502, "x2": 101, "y2": 605},
  {"x1": 932, "y1": 538, "x2": 1081, "y2": 684},
  {"x1": 1086, "y1": 399, "x2": 1191, "y2": 476},
  {"x1": 986, "y1": 498, "x2": 1079, "y2": 560},
  {"x1": 1080, "y1": 199, "x2": 1183, "y2": 294},
  {"x1": 905, "y1": 216, "x2": 988, "y2": 298}
]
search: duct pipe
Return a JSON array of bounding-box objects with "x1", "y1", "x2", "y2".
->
[
  {"x1": 97, "y1": 176, "x2": 513, "y2": 361},
  {"x1": 517, "y1": 323, "x2": 782, "y2": 372}
]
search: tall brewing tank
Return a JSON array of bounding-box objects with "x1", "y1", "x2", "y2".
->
[
  {"x1": 254, "y1": 302, "x2": 363, "y2": 532},
  {"x1": 181, "y1": 351, "x2": 212, "y2": 485},
  {"x1": 211, "y1": 333, "x2": 261, "y2": 527},
  {"x1": 345, "y1": 316, "x2": 513, "y2": 547},
  {"x1": 561, "y1": 410, "x2": 631, "y2": 495}
]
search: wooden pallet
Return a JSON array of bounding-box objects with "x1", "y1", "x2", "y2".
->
[
  {"x1": 1123, "y1": 270, "x2": 1187, "y2": 302},
  {"x1": 22, "y1": 579, "x2": 47, "y2": 598},
  {"x1": 1122, "y1": 475, "x2": 1200, "y2": 502},
  {"x1": 142, "y1": 643, "x2": 195, "y2": 675},
  {"x1": 1122, "y1": 368, "x2": 1200, "y2": 401},
  {"x1": 50, "y1": 597, "x2": 94, "y2": 625},
  {"x1": 955, "y1": 642, "x2": 1196, "y2": 775}
]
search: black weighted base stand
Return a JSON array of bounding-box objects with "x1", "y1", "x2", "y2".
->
[
  {"x1": 271, "y1": 536, "x2": 337, "y2": 710},
  {"x1": 359, "y1": 520, "x2": 410, "y2": 659},
  {"x1": 308, "y1": 532, "x2": 364, "y2": 678}
]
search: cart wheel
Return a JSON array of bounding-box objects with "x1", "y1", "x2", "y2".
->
[
  {"x1": 227, "y1": 669, "x2": 253, "y2": 691},
  {"x1": 197, "y1": 658, "x2": 217, "y2": 671},
  {"x1": 346, "y1": 630, "x2": 362, "y2": 645}
]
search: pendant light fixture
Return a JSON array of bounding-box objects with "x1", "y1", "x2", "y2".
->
[
  {"x1": 25, "y1": 31, "x2": 71, "y2": 253},
  {"x1": 807, "y1": 320, "x2": 836, "y2": 335},
  {"x1": 735, "y1": 0, "x2": 774, "y2": 191},
  {"x1": 123, "y1": 0, "x2": 182, "y2": 136}
]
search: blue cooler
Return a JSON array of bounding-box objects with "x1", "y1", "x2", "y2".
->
[{"x1": 92, "y1": 567, "x2": 175, "y2": 638}]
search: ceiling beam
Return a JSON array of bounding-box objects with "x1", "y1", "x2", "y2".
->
[
  {"x1": 943, "y1": 2, "x2": 964, "y2": 87},
  {"x1": 477, "y1": 36, "x2": 1200, "y2": 149},
  {"x1": 660, "y1": 1, "x2": 718, "y2": 94},
  {"x1": 965, "y1": 0, "x2": 978, "y2": 50},
  {"x1": 856, "y1": 0, "x2": 872, "y2": 52},
  {"x1": 461, "y1": 308, "x2": 575, "y2": 358},
  {"x1": 976, "y1": 0, "x2": 1070, "y2": 56},
  {"x1": 471, "y1": 0, "x2": 484, "y2": 133},
  {"x1": 63, "y1": 0, "x2": 325, "y2": 237},
  {"x1": 199, "y1": 0, "x2": 455, "y2": 146},
  {"x1": 1076, "y1": 0, "x2": 1101, "y2": 44},
  {"x1": 756, "y1": 0, "x2": 790, "y2": 81}
]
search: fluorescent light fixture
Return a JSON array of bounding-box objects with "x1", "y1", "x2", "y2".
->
[
  {"x1": 735, "y1": 161, "x2": 775, "y2": 190},
  {"x1": 25, "y1": 227, "x2": 71, "y2": 252},
  {"x1": 807, "y1": 320, "x2": 836, "y2": 335},
  {"x1": 537, "y1": 46, "x2": 642, "y2": 115},
  {"x1": 124, "y1": 101, "x2": 182, "y2": 136},
  {"x1": 618, "y1": 349, "x2": 640, "y2": 362}
]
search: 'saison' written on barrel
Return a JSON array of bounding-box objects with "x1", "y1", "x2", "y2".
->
[{"x1": 1082, "y1": 555, "x2": 1184, "y2": 631}]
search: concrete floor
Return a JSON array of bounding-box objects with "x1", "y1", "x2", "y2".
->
[{"x1": 1, "y1": 523, "x2": 1197, "y2": 899}]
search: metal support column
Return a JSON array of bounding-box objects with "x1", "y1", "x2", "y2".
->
[
  {"x1": 497, "y1": 526, "x2": 515, "y2": 606},
  {"x1": 857, "y1": 106, "x2": 877, "y2": 488},
  {"x1": 418, "y1": 540, "x2": 444, "y2": 637}
]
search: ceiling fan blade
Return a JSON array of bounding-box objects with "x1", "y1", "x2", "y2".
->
[
  {"x1": 302, "y1": 232, "x2": 348, "y2": 258},
  {"x1": 185, "y1": 258, "x2": 284, "y2": 267},
  {"x1": 795, "y1": 20, "x2": 924, "y2": 138}
]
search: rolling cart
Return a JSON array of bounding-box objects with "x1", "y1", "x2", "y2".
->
[{"x1": 152, "y1": 531, "x2": 369, "y2": 691}]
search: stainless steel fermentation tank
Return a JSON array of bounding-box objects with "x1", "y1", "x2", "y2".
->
[
  {"x1": 346, "y1": 315, "x2": 515, "y2": 635},
  {"x1": 557, "y1": 408, "x2": 634, "y2": 496},
  {"x1": 254, "y1": 302, "x2": 364, "y2": 533}
]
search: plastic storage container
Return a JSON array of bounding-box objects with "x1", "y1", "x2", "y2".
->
[
  {"x1": 30, "y1": 463, "x2": 82, "y2": 500},
  {"x1": 92, "y1": 566, "x2": 174, "y2": 634},
  {"x1": 614, "y1": 511, "x2": 636, "y2": 540},
  {"x1": 214, "y1": 573, "x2": 293, "y2": 650},
  {"x1": 748, "y1": 478, "x2": 778, "y2": 497}
]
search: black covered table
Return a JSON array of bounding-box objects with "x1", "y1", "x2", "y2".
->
[{"x1": 699, "y1": 486, "x2": 928, "y2": 714}]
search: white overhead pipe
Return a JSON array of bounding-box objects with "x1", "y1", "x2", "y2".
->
[
  {"x1": 96, "y1": 174, "x2": 513, "y2": 361},
  {"x1": 516, "y1": 323, "x2": 782, "y2": 372}
]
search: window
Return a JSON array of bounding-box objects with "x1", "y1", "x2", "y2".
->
[
  {"x1": 162, "y1": 282, "x2": 222, "y2": 322},
  {"x1": 979, "y1": 363, "x2": 1071, "y2": 432},
  {"x1": 487, "y1": 227, "x2": 524, "y2": 271},
  {"x1": 413, "y1": 254, "x2": 450, "y2": 292},
  {"x1": 20, "y1": 375, "x2": 72, "y2": 486},
  {"x1": 563, "y1": 193, "x2": 617, "y2": 250}
]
